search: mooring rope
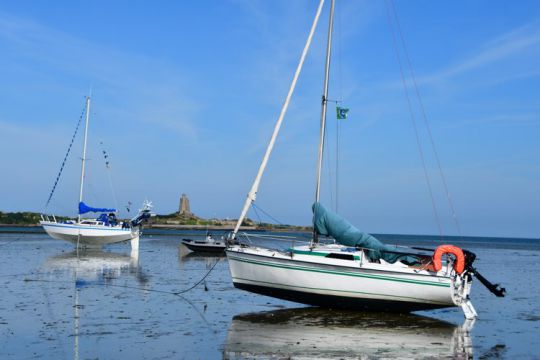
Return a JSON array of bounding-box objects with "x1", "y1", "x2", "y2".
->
[
  {"x1": 23, "y1": 257, "x2": 223, "y2": 296},
  {"x1": 0, "y1": 236, "x2": 23, "y2": 247}
]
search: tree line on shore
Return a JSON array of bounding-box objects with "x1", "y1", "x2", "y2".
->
[{"x1": 0, "y1": 211, "x2": 310, "y2": 231}]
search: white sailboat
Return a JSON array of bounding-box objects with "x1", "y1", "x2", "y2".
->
[
  {"x1": 40, "y1": 96, "x2": 153, "y2": 248},
  {"x1": 226, "y1": 0, "x2": 504, "y2": 319}
]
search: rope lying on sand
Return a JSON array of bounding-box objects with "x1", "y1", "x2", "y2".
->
[
  {"x1": 0, "y1": 236, "x2": 24, "y2": 247},
  {"x1": 23, "y1": 257, "x2": 223, "y2": 296}
]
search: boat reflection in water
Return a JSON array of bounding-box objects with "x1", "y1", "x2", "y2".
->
[
  {"x1": 178, "y1": 242, "x2": 225, "y2": 267},
  {"x1": 224, "y1": 307, "x2": 473, "y2": 359},
  {"x1": 182, "y1": 251, "x2": 226, "y2": 260},
  {"x1": 42, "y1": 248, "x2": 147, "y2": 360},
  {"x1": 43, "y1": 247, "x2": 146, "y2": 284}
]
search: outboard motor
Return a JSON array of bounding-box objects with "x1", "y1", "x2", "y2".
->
[
  {"x1": 463, "y1": 249, "x2": 505, "y2": 297},
  {"x1": 131, "y1": 200, "x2": 155, "y2": 227},
  {"x1": 413, "y1": 246, "x2": 505, "y2": 298}
]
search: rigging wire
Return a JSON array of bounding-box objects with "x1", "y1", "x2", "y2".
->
[
  {"x1": 384, "y1": 0, "x2": 444, "y2": 239},
  {"x1": 336, "y1": 112, "x2": 341, "y2": 213},
  {"x1": 251, "y1": 203, "x2": 285, "y2": 226},
  {"x1": 325, "y1": 131, "x2": 335, "y2": 211},
  {"x1": 85, "y1": 160, "x2": 102, "y2": 209},
  {"x1": 44, "y1": 105, "x2": 86, "y2": 208},
  {"x1": 251, "y1": 203, "x2": 263, "y2": 225},
  {"x1": 100, "y1": 141, "x2": 120, "y2": 212},
  {"x1": 388, "y1": 0, "x2": 463, "y2": 237},
  {"x1": 73, "y1": 112, "x2": 120, "y2": 215},
  {"x1": 323, "y1": 1, "x2": 345, "y2": 213}
]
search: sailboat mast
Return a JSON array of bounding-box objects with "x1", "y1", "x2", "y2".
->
[
  {"x1": 313, "y1": 0, "x2": 335, "y2": 244},
  {"x1": 77, "y1": 96, "x2": 91, "y2": 222},
  {"x1": 231, "y1": 0, "x2": 326, "y2": 238}
]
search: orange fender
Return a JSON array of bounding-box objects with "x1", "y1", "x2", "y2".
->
[{"x1": 432, "y1": 245, "x2": 465, "y2": 274}]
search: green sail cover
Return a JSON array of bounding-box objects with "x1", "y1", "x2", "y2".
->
[{"x1": 312, "y1": 202, "x2": 418, "y2": 265}]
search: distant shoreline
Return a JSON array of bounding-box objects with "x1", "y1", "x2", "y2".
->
[
  {"x1": 1, "y1": 223, "x2": 538, "y2": 241},
  {"x1": 0, "y1": 224, "x2": 40, "y2": 227},
  {"x1": 0, "y1": 211, "x2": 310, "y2": 232},
  {"x1": 0, "y1": 223, "x2": 310, "y2": 233},
  {"x1": 147, "y1": 224, "x2": 258, "y2": 231}
]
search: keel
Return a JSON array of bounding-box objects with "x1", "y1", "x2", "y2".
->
[
  {"x1": 131, "y1": 236, "x2": 139, "y2": 251},
  {"x1": 460, "y1": 299, "x2": 477, "y2": 320}
]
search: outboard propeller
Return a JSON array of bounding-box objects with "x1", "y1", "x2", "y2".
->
[
  {"x1": 470, "y1": 267, "x2": 506, "y2": 297},
  {"x1": 463, "y1": 249, "x2": 506, "y2": 297},
  {"x1": 130, "y1": 200, "x2": 155, "y2": 227}
]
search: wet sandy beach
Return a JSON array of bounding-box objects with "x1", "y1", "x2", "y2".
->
[{"x1": 1, "y1": 230, "x2": 539, "y2": 359}]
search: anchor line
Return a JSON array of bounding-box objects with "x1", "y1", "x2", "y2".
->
[
  {"x1": 0, "y1": 236, "x2": 23, "y2": 247},
  {"x1": 23, "y1": 257, "x2": 222, "y2": 296},
  {"x1": 174, "y1": 257, "x2": 222, "y2": 295}
]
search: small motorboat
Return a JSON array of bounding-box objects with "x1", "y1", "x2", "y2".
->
[{"x1": 181, "y1": 233, "x2": 226, "y2": 253}]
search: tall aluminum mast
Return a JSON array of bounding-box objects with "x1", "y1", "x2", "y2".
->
[
  {"x1": 231, "y1": 0, "x2": 326, "y2": 238},
  {"x1": 77, "y1": 96, "x2": 91, "y2": 222},
  {"x1": 313, "y1": 0, "x2": 335, "y2": 244}
]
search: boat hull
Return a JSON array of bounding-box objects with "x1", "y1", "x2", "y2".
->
[
  {"x1": 181, "y1": 238, "x2": 226, "y2": 253},
  {"x1": 234, "y1": 282, "x2": 448, "y2": 311},
  {"x1": 227, "y1": 247, "x2": 464, "y2": 312},
  {"x1": 40, "y1": 221, "x2": 138, "y2": 246}
]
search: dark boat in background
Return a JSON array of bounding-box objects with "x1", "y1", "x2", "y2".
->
[{"x1": 181, "y1": 233, "x2": 226, "y2": 253}]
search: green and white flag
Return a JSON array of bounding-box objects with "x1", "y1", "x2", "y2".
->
[{"x1": 336, "y1": 106, "x2": 349, "y2": 120}]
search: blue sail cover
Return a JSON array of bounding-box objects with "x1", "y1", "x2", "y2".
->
[
  {"x1": 78, "y1": 202, "x2": 116, "y2": 215},
  {"x1": 312, "y1": 202, "x2": 418, "y2": 264}
]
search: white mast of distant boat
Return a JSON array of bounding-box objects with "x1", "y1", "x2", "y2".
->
[
  {"x1": 78, "y1": 95, "x2": 91, "y2": 223},
  {"x1": 232, "y1": 0, "x2": 326, "y2": 238}
]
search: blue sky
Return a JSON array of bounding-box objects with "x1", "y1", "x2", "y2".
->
[{"x1": 0, "y1": 0, "x2": 538, "y2": 238}]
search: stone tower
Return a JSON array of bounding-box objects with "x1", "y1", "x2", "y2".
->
[{"x1": 179, "y1": 193, "x2": 191, "y2": 215}]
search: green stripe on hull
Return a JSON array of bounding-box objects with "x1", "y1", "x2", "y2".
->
[{"x1": 228, "y1": 254, "x2": 450, "y2": 288}]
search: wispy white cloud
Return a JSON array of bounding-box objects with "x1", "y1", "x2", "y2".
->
[
  {"x1": 417, "y1": 22, "x2": 540, "y2": 85},
  {"x1": 0, "y1": 11, "x2": 202, "y2": 141},
  {"x1": 444, "y1": 112, "x2": 540, "y2": 129}
]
